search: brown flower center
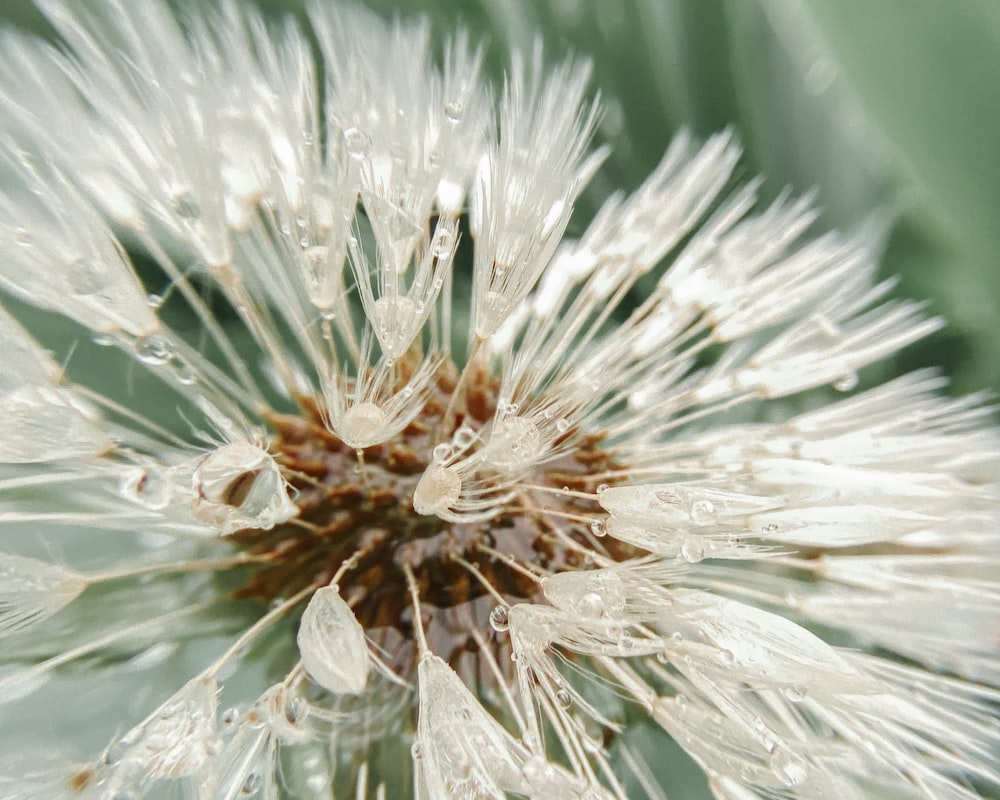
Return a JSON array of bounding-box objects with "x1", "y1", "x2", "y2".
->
[{"x1": 228, "y1": 360, "x2": 629, "y2": 674}]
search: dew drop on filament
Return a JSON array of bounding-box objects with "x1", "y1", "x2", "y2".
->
[
  {"x1": 488, "y1": 605, "x2": 509, "y2": 632},
  {"x1": 688, "y1": 498, "x2": 717, "y2": 525},
  {"x1": 576, "y1": 591, "x2": 604, "y2": 618},
  {"x1": 680, "y1": 536, "x2": 705, "y2": 563},
  {"x1": 431, "y1": 226, "x2": 455, "y2": 259},
  {"x1": 443, "y1": 99, "x2": 464, "y2": 122},
  {"x1": 768, "y1": 747, "x2": 808, "y2": 787},
  {"x1": 834, "y1": 371, "x2": 858, "y2": 392},
  {"x1": 134, "y1": 333, "x2": 174, "y2": 366},
  {"x1": 343, "y1": 127, "x2": 372, "y2": 160}
]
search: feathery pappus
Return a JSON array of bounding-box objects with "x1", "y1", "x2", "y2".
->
[{"x1": 0, "y1": 2, "x2": 998, "y2": 799}]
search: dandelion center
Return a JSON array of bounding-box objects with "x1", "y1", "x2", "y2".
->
[{"x1": 232, "y1": 355, "x2": 626, "y2": 673}]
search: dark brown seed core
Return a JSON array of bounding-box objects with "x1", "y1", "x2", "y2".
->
[{"x1": 229, "y1": 362, "x2": 630, "y2": 671}]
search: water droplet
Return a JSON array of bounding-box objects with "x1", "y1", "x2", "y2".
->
[
  {"x1": 555, "y1": 418, "x2": 570, "y2": 433},
  {"x1": 487, "y1": 415, "x2": 542, "y2": 470},
  {"x1": 134, "y1": 334, "x2": 174, "y2": 366},
  {"x1": 431, "y1": 227, "x2": 455, "y2": 259},
  {"x1": 411, "y1": 742, "x2": 423, "y2": 760},
  {"x1": 768, "y1": 747, "x2": 808, "y2": 786},
  {"x1": 688, "y1": 498, "x2": 717, "y2": 525},
  {"x1": 192, "y1": 442, "x2": 294, "y2": 534},
  {"x1": 412, "y1": 463, "x2": 462, "y2": 516},
  {"x1": 146, "y1": 293, "x2": 164, "y2": 309},
  {"x1": 92, "y1": 333, "x2": 116, "y2": 347},
  {"x1": 577, "y1": 591, "x2": 604, "y2": 618},
  {"x1": 834, "y1": 371, "x2": 858, "y2": 392},
  {"x1": 369, "y1": 295, "x2": 419, "y2": 355},
  {"x1": 339, "y1": 402, "x2": 387, "y2": 447},
  {"x1": 595, "y1": 483, "x2": 609, "y2": 494},
  {"x1": 454, "y1": 426, "x2": 477, "y2": 448},
  {"x1": 240, "y1": 771, "x2": 262, "y2": 795},
  {"x1": 489, "y1": 605, "x2": 509, "y2": 632},
  {"x1": 444, "y1": 99, "x2": 464, "y2": 122},
  {"x1": 833, "y1": 372, "x2": 858, "y2": 392},
  {"x1": 169, "y1": 356, "x2": 198, "y2": 386},
  {"x1": 520, "y1": 757, "x2": 542, "y2": 783},
  {"x1": 590, "y1": 518, "x2": 606, "y2": 537},
  {"x1": 555, "y1": 689, "x2": 572, "y2": 709},
  {"x1": 67, "y1": 259, "x2": 106, "y2": 295},
  {"x1": 343, "y1": 127, "x2": 372, "y2": 160},
  {"x1": 782, "y1": 685, "x2": 807, "y2": 703},
  {"x1": 680, "y1": 536, "x2": 705, "y2": 563},
  {"x1": 221, "y1": 707, "x2": 240, "y2": 727},
  {"x1": 717, "y1": 648, "x2": 735, "y2": 666}
]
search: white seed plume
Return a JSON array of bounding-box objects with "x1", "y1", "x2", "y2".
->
[
  {"x1": 0, "y1": 306, "x2": 110, "y2": 463},
  {"x1": 99, "y1": 676, "x2": 220, "y2": 794},
  {"x1": 0, "y1": 553, "x2": 87, "y2": 637},
  {"x1": 0, "y1": 3, "x2": 995, "y2": 799}
]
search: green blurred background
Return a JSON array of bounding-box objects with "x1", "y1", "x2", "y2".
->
[{"x1": 3, "y1": 0, "x2": 999, "y2": 395}]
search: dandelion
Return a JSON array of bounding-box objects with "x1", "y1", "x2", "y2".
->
[{"x1": 0, "y1": 2, "x2": 998, "y2": 799}]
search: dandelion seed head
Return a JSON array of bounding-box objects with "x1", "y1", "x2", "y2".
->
[{"x1": 0, "y1": 2, "x2": 998, "y2": 799}]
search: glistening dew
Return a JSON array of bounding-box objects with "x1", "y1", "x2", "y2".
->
[{"x1": 0, "y1": 2, "x2": 998, "y2": 799}]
